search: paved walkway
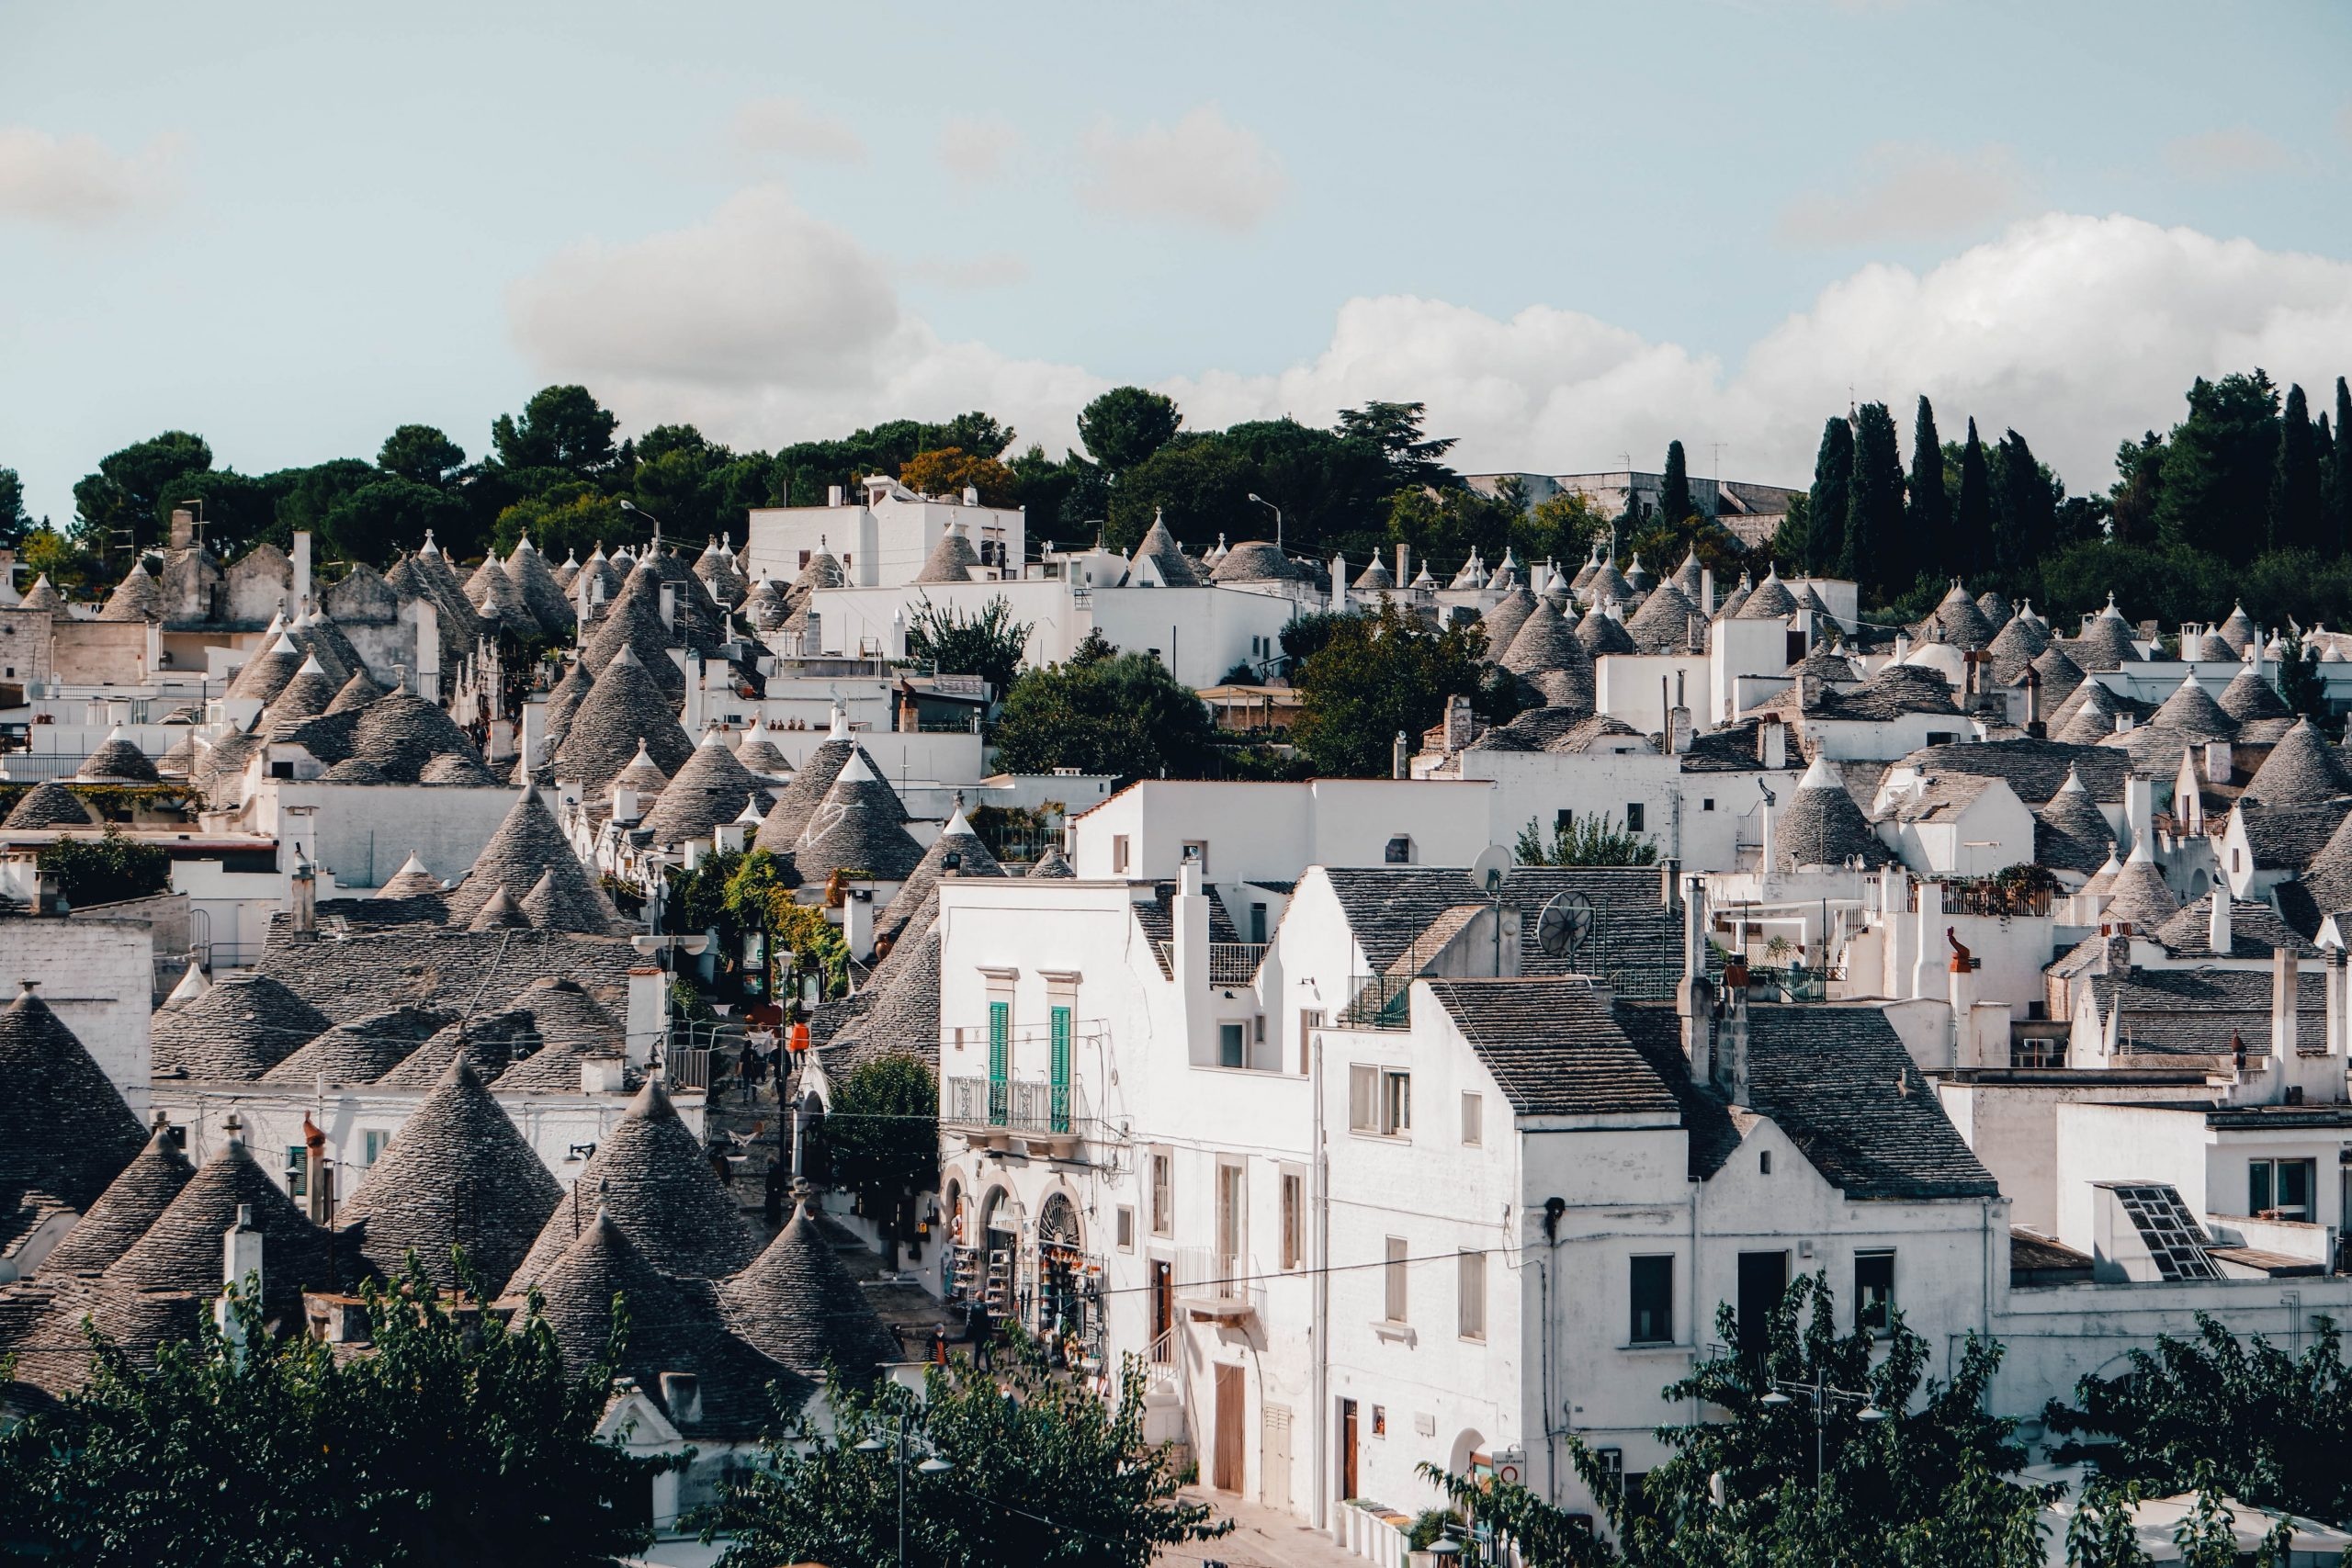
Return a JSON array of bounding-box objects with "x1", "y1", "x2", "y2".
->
[{"x1": 1165, "y1": 1489, "x2": 1361, "y2": 1568}]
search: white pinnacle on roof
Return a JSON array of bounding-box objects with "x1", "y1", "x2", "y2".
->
[
  {"x1": 165, "y1": 955, "x2": 209, "y2": 1007},
  {"x1": 270, "y1": 632, "x2": 300, "y2": 656},
  {"x1": 420, "y1": 530, "x2": 442, "y2": 558},
  {"x1": 827, "y1": 702, "x2": 848, "y2": 740},
  {"x1": 834, "y1": 748, "x2": 876, "y2": 786},
  {"x1": 942, "y1": 799, "x2": 972, "y2": 837},
  {"x1": 262, "y1": 609, "x2": 286, "y2": 637},
  {"x1": 295, "y1": 653, "x2": 325, "y2": 677},
  {"x1": 733, "y1": 793, "x2": 764, "y2": 825},
  {"x1": 1798, "y1": 752, "x2": 1840, "y2": 791}
]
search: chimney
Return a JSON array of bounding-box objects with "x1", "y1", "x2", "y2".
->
[
  {"x1": 612, "y1": 784, "x2": 640, "y2": 826},
  {"x1": 829, "y1": 483, "x2": 844, "y2": 507},
  {"x1": 962, "y1": 485, "x2": 979, "y2": 507},
  {"x1": 170, "y1": 508, "x2": 195, "y2": 550},
  {"x1": 2272, "y1": 946, "x2": 2299, "y2": 1089},
  {"x1": 2329, "y1": 945, "x2": 2351, "y2": 1074},
  {"x1": 1700, "y1": 566, "x2": 1715, "y2": 618},
  {"x1": 520, "y1": 694, "x2": 548, "y2": 770},
  {"x1": 2209, "y1": 892, "x2": 2233, "y2": 956},
  {"x1": 844, "y1": 886, "x2": 874, "y2": 962},
  {"x1": 219, "y1": 1201, "x2": 265, "y2": 1352},
  {"x1": 2123, "y1": 775, "x2": 2154, "y2": 857},
  {"x1": 1717, "y1": 958, "x2": 1751, "y2": 1104},
  {"x1": 1392, "y1": 729, "x2": 1408, "y2": 780},
  {"x1": 1395, "y1": 542, "x2": 1409, "y2": 591},
  {"x1": 302, "y1": 1116, "x2": 331, "y2": 1224},
  {"x1": 1894, "y1": 632, "x2": 1910, "y2": 664},
  {"x1": 657, "y1": 582, "x2": 677, "y2": 629},
  {"x1": 1947, "y1": 927, "x2": 1982, "y2": 1071},
  {"x1": 1758, "y1": 715, "x2": 1787, "y2": 771},
  {"x1": 291, "y1": 530, "x2": 312, "y2": 610},
  {"x1": 2022, "y1": 667, "x2": 2043, "y2": 736},
  {"x1": 2204, "y1": 739, "x2": 2231, "y2": 786},
  {"x1": 660, "y1": 1371, "x2": 704, "y2": 1426},
  {"x1": 2116, "y1": 713, "x2": 2134, "y2": 734},
  {"x1": 1659, "y1": 857, "x2": 1681, "y2": 912},
  {"x1": 625, "y1": 965, "x2": 666, "y2": 1069},
  {"x1": 1677, "y1": 970, "x2": 1716, "y2": 1084},
  {"x1": 1443, "y1": 693, "x2": 1475, "y2": 754},
  {"x1": 289, "y1": 847, "x2": 317, "y2": 937}
]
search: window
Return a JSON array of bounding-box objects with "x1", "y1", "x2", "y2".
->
[
  {"x1": 1280, "y1": 1171, "x2": 1305, "y2": 1270},
  {"x1": 1372, "y1": 1404, "x2": 1387, "y2": 1438},
  {"x1": 1591, "y1": 1448, "x2": 1625, "y2": 1500},
  {"x1": 1116, "y1": 1206, "x2": 1136, "y2": 1252},
  {"x1": 2250, "y1": 1157, "x2": 2317, "y2": 1220},
  {"x1": 1384, "y1": 1236, "x2": 1408, "y2": 1323},
  {"x1": 1351, "y1": 1067, "x2": 1411, "y2": 1137},
  {"x1": 1555, "y1": 807, "x2": 1573, "y2": 832},
  {"x1": 362, "y1": 1130, "x2": 390, "y2": 1167},
  {"x1": 1759, "y1": 1150, "x2": 1772, "y2": 1176},
  {"x1": 1112, "y1": 835, "x2": 1130, "y2": 874},
  {"x1": 1460, "y1": 1092, "x2": 1483, "y2": 1145},
  {"x1": 1298, "y1": 1010, "x2": 1322, "y2": 1076},
  {"x1": 1854, "y1": 1250, "x2": 1895, "y2": 1331},
  {"x1": 1624, "y1": 803, "x2": 1645, "y2": 832},
  {"x1": 1458, "y1": 1250, "x2": 1486, "y2": 1340},
  {"x1": 285, "y1": 1146, "x2": 308, "y2": 1199},
  {"x1": 1702, "y1": 796, "x2": 1715, "y2": 812},
  {"x1": 1926, "y1": 730, "x2": 1958, "y2": 747},
  {"x1": 1182, "y1": 840, "x2": 1209, "y2": 874},
  {"x1": 1384, "y1": 835, "x2": 1414, "y2": 864},
  {"x1": 2233, "y1": 847, "x2": 2243, "y2": 873},
  {"x1": 1216, "y1": 1161, "x2": 1245, "y2": 1274},
  {"x1": 1149, "y1": 1148, "x2": 1173, "y2": 1235},
  {"x1": 797, "y1": 550, "x2": 811, "y2": 570},
  {"x1": 1218, "y1": 1022, "x2": 1246, "y2": 1067},
  {"x1": 1629, "y1": 1256, "x2": 1674, "y2": 1345},
  {"x1": 1349, "y1": 1066, "x2": 1376, "y2": 1132},
  {"x1": 1250, "y1": 902, "x2": 1268, "y2": 943}
]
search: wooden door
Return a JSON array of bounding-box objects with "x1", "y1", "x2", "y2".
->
[
  {"x1": 1150, "y1": 1259, "x2": 1174, "y2": 1345},
  {"x1": 1214, "y1": 1364, "x2": 1246, "y2": 1493},
  {"x1": 1261, "y1": 1403, "x2": 1293, "y2": 1511},
  {"x1": 1736, "y1": 1250, "x2": 1789, "y2": 1358},
  {"x1": 1340, "y1": 1397, "x2": 1359, "y2": 1501}
]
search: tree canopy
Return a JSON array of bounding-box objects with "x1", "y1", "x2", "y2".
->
[
  {"x1": 1076, "y1": 385, "x2": 1182, "y2": 473},
  {"x1": 989, "y1": 640, "x2": 1220, "y2": 781},
  {"x1": 1292, "y1": 600, "x2": 1486, "y2": 777}
]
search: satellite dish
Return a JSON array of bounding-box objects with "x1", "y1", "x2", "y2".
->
[
  {"x1": 1537, "y1": 892, "x2": 1594, "y2": 961},
  {"x1": 1469, "y1": 844, "x2": 1513, "y2": 896}
]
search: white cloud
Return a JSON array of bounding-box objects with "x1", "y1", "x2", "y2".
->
[
  {"x1": 1777, "y1": 142, "x2": 2030, "y2": 247},
  {"x1": 938, "y1": 115, "x2": 1018, "y2": 184},
  {"x1": 2165, "y1": 127, "x2": 2290, "y2": 179},
  {"x1": 730, "y1": 96, "x2": 865, "y2": 163},
  {"x1": 1077, "y1": 103, "x2": 1288, "y2": 232},
  {"x1": 904, "y1": 253, "x2": 1030, "y2": 291},
  {"x1": 0, "y1": 126, "x2": 180, "y2": 228},
  {"x1": 511, "y1": 200, "x2": 2352, "y2": 494}
]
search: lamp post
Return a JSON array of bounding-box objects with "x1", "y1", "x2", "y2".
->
[
  {"x1": 617, "y1": 498, "x2": 665, "y2": 546},
  {"x1": 854, "y1": 1400, "x2": 953, "y2": 1568},
  {"x1": 1246, "y1": 492, "x2": 1283, "y2": 552},
  {"x1": 1758, "y1": 1374, "x2": 1886, "y2": 1496}
]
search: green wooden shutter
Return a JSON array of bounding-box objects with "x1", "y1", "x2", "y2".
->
[
  {"x1": 988, "y1": 1000, "x2": 1010, "y2": 1125},
  {"x1": 1050, "y1": 1005, "x2": 1072, "y2": 1133}
]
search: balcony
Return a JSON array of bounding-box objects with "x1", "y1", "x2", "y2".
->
[
  {"x1": 944, "y1": 1075, "x2": 1093, "y2": 1157},
  {"x1": 1340, "y1": 974, "x2": 1412, "y2": 1031},
  {"x1": 1170, "y1": 1246, "x2": 1263, "y2": 1323},
  {"x1": 1152, "y1": 942, "x2": 1271, "y2": 986}
]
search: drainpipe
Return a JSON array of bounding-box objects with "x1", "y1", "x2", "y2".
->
[{"x1": 1311, "y1": 1028, "x2": 1329, "y2": 1532}]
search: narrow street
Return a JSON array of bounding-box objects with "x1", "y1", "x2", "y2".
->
[{"x1": 1166, "y1": 1491, "x2": 1363, "y2": 1568}]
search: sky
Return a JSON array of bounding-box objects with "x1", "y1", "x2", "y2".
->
[{"x1": 5, "y1": 1, "x2": 2352, "y2": 525}]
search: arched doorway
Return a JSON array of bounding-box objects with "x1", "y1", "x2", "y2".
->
[
  {"x1": 1035, "y1": 1191, "x2": 1085, "y2": 1357},
  {"x1": 939, "y1": 1176, "x2": 966, "y2": 1298},
  {"x1": 977, "y1": 1186, "x2": 1020, "y2": 1324}
]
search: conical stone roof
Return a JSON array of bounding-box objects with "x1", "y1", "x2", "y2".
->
[
  {"x1": 75, "y1": 728, "x2": 159, "y2": 784},
  {"x1": 2027, "y1": 643, "x2": 2086, "y2": 713},
  {"x1": 150, "y1": 973, "x2": 333, "y2": 1081},
  {"x1": 1573, "y1": 605, "x2": 1636, "y2": 658},
  {"x1": 543, "y1": 659, "x2": 594, "y2": 749},
  {"x1": 720, "y1": 1201, "x2": 902, "y2": 1381},
  {"x1": 96, "y1": 559, "x2": 161, "y2": 623},
  {"x1": 2217, "y1": 603, "x2": 2259, "y2": 655},
  {"x1": 260, "y1": 1004, "x2": 461, "y2": 1086},
  {"x1": 2083, "y1": 852, "x2": 2123, "y2": 899},
  {"x1": 2219, "y1": 668, "x2": 2293, "y2": 724},
  {"x1": 466, "y1": 885, "x2": 528, "y2": 930},
  {"x1": 505, "y1": 537, "x2": 576, "y2": 637},
  {"x1": 37, "y1": 1119, "x2": 193, "y2": 1277},
  {"x1": 880, "y1": 803, "x2": 1003, "y2": 950},
  {"x1": 490, "y1": 977, "x2": 627, "y2": 1094},
  {"x1": 2244, "y1": 717, "x2": 2352, "y2": 807},
  {"x1": 1028, "y1": 845, "x2": 1075, "y2": 878},
  {"x1": 1501, "y1": 599, "x2": 1596, "y2": 708},
  {"x1": 105, "y1": 1133, "x2": 334, "y2": 1322},
  {"x1": 793, "y1": 750, "x2": 924, "y2": 884},
  {"x1": 0, "y1": 987, "x2": 143, "y2": 1214},
  {"x1": 443, "y1": 784, "x2": 620, "y2": 932},
  {"x1": 549, "y1": 645, "x2": 692, "y2": 795},
  {"x1": 1772, "y1": 756, "x2": 1895, "y2": 873},
  {"x1": 17, "y1": 573, "x2": 62, "y2": 612},
  {"x1": 611, "y1": 740, "x2": 670, "y2": 801},
  {"x1": 1479, "y1": 586, "x2": 1537, "y2": 657},
  {"x1": 1737, "y1": 569, "x2": 1799, "y2": 620},
  {"x1": 4, "y1": 780, "x2": 93, "y2": 829},
  {"x1": 1623, "y1": 581, "x2": 1704, "y2": 654},
  {"x1": 2101, "y1": 849, "x2": 2180, "y2": 930},
  {"x1": 752, "y1": 736, "x2": 854, "y2": 853},
  {"x1": 509, "y1": 1079, "x2": 758, "y2": 1291},
  {"x1": 2054, "y1": 680, "x2": 2127, "y2": 746},
  {"x1": 224, "y1": 634, "x2": 304, "y2": 705},
  {"x1": 735, "y1": 730, "x2": 790, "y2": 779},
  {"x1": 376, "y1": 852, "x2": 443, "y2": 899},
  {"x1": 1987, "y1": 612, "x2": 2050, "y2": 667},
  {"x1": 641, "y1": 728, "x2": 769, "y2": 848},
  {"x1": 579, "y1": 562, "x2": 686, "y2": 696},
  {"x1": 343, "y1": 1058, "x2": 562, "y2": 1295},
  {"x1": 911, "y1": 525, "x2": 983, "y2": 585},
  {"x1": 1927, "y1": 582, "x2": 1995, "y2": 650},
  {"x1": 324, "y1": 667, "x2": 386, "y2": 715},
  {"x1": 262, "y1": 655, "x2": 339, "y2": 736},
  {"x1": 469, "y1": 555, "x2": 539, "y2": 638},
  {"x1": 2032, "y1": 767, "x2": 2118, "y2": 875},
  {"x1": 2069, "y1": 601, "x2": 2143, "y2": 671}
]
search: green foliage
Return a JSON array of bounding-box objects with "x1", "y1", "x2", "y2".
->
[
  {"x1": 37, "y1": 827, "x2": 169, "y2": 907},
  {"x1": 20, "y1": 523, "x2": 103, "y2": 590},
  {"x1": 1292, "y1": 601, "x2": 1486, "y2": 778},
  {"x1": 703, "y1": 1332, "x2": 1228, "y2": 1567},
  {"x1": 1842, "y1": 401, "x2": 1905, "y2": 596},
  {"x1": 377, "y1": 424, "x2": 466, "y2": 487},
  {"x1": 74, "y1": 430, "x2": 213, "y2": 554},
  {"x1": 808, "y1": 1054, "x2": 939, "y2": 1259},
  {"x1": 1525, "y1": 488, "x2": 1609, "y2": 568},
  {"x1": 1385, "y1": 481, "x2": 1521, "y2": 570},
  {"x1": 0, "y1": 1258, "x2": 668, "y2": 1565},
  {"x1": 905, "y1": 593, "x2": 1034, "y2": 696},
  {"x1": 1337, "y1": 400, "x2": 1459, "y2": 490},
  {"x1": 2156, "y1": 370, "x2": 2280, "y2": 563},
  {"x1": 2278, "y1": 633, "x2": 2327, "y2": 719},
  {"x1": 492, "y1": 481, "x2": 630, "y2": 563},
  {"x1": 0, "y1": 465, "x2": 29, "y2": 544},
  {"x1": 491, "y1": 385, "x2": 619, "y2": 475},
  {"x1": 1657, "y1": 440, "x2": 1695, "y2": 526},
  {"x1": 1102, "y1": 434, "x2": 1256, "y2": 554},
  {"x1": 2045, "y1": 1312, "x2": 2352, "y2": 1528},
  {"x1": 1908, "y1": 398, "x2": 1951, "y2": 574},
  {"x1": 1989, "y1": 429, "x2": 2061, "y2": 581},
  {"x1": 1077, "y1": 385, "x2": 1182, "y2": 472},
  {"x1": 323, "y1": 477, "x2": 472, "y2": 567},
  {"x1": 1804, "y1": 416, "x2": 1852, "y2": 579},
  {"x1": 991, "y1": 649, "x2": 1219, "y2": 781},
  {"x1": 2269, "y1": 383, "x2": 2324, "y2": 554},
  {"x1": 2109, "y1": 430, "x2": 2166, "y2": 546},
  {"x1": 1513, "y1": 813, "x2": 1658, "y2": 867},
  {"x1": 2330, "y1": 378, "x2": 2352, "y2": 556}
]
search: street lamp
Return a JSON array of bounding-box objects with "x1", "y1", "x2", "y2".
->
[
  {"x1": 854, "y1": 1401, "x2": 954, "y2": 1568},
  {"x1": 1760, "y1": 1374, "x2": 1887, "y2": 1496},
  {"x1": 617, "y1": 498, "x2": 665, "y2": 546},
  {"x1": 1246, "y1": 492, "x2": 1283, "y2": 552}
]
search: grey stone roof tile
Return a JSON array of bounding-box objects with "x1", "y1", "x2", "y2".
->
[
  {"x1": 719, "y1": 1201, "x2": 900, "y2": 1382},
  {"x1": 151, "y1": 974, "x2": 334, "y2": 1081},
  {"x1": 1425, "y1": 976, "x2": 1678, "y2": 1117},
  {"x1": 443, "y1": 786, "x2": 622, "y2": 933},
  {"x1": 259, "y1": 1004, "x2": 461, "y2": 1086},
  {"x1": 36, "y1": 1122, "x2": 192, "y2": 1278},
  {"x1": 0, "y1": 989, "x2": 144, "y2": 1216},
  {"x1": 2243, "y1": 716, "x2": 2352, "y2": 807}
]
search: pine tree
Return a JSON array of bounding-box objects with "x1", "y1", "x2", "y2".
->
[
  {"x1": 1657, "y1": 439, "x2": 1695, "y2": 525},
  {"x1": 2268, "y1": 381, "x2": 2323, "y2": 554},
  {"x1": 1806, "y1": 416, "x2": 1853, "y2": 578},
  {"x1": 2155, "y1": 370, "x2": 2279, "y2": 563},
  {"x1": 1955, "y1": 419, "x2": 1994, "y2": 580},
  {"x1": 1842, "y1": 401, "x2": 1905, "y2": 597},
  {"x1": 1991, "y1": 430, "x2": 2056, "y2": 580},
  {"x1": 1907, "y1": 396, "x2": 1952, "y2": 579}
]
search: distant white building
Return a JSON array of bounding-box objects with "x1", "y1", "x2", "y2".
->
[{"x1": 744, "y1": 473, "x2": 1026, "y2": 589}]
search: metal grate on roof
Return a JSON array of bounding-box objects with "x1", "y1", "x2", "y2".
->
[{"x1": 2107, "y1": 1181, "x2": 2222, "y2": 1280}]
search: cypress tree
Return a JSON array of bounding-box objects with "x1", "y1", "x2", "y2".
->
[
  {"x1": 2330, "y1": 378, "x2": 2352, "y2": 556},
  {"x1": 1657, "y1": 440, "x2": 1694, "y2": 525},
  {"x1": 1841, "y1": 401, "x2": 1905, "y2": 598},
  {"x1": 1906, "y1": 396, "x2": 1951, "y2": 580},
  {"x1": 1806, "y1": 416, "x2": 1852, "y2": 579},
  {"x1": 1991, "y1": 429, "x2": 2055, "y2": 580},
  {"x1": 2268, "y1": 382, "x2": 2323, "y2": 554},
  {"x1": 1955, "y1": 419, "x2": 1993, "y2": 580},
  {"x1": 2154, "y1": 370, "x2": 2279, "y2": 564},
  {"x1": 1771, "y1": 493, "x2": 1812, "y2": 573}
]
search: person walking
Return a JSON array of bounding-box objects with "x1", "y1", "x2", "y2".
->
[{"x1": 964, "y1": 1298, "x2": 993, "y2": 1371}]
